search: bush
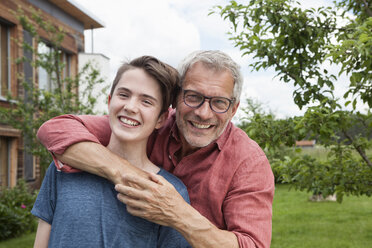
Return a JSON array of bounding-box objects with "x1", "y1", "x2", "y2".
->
[
  {"x1": 275, "y1": 150, "x2": 372, "y2": 203},
  {"x1": 0, "y1": 180, "x2": 38, "y2": 241}
]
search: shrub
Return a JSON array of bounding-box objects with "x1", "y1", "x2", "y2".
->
[
  {"x1": 276, "y1": 150, "x2": 372, "y2": 203},
  {"x1": 0, "y1": 179, "x2": 38, "y2": 241}
]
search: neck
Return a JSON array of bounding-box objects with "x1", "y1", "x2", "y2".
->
[
  {"x1": 107, "y1": 135, "x2": 159, "y2": 173},
  {"x1": 178, "y1": 136, "x2": 200, "y2": 161}
]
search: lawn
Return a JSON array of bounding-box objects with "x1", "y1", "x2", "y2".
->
[
  {"x1": 1, "y1": 184, "x2": 371, "y2": 248},
  {"x1": 0, "y1": 232, "x2": 35, "y2": 248},
  {"x1": 298, "y1": 145, "x2": 372, "y2": 162},
  {"x1": 272, "y1": 184, "x2": 372, "y2": 248}
]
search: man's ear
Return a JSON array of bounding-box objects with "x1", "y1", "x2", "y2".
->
[
  {"x1": 155, "y1": 110, "x2": 169, "y2": 129},
  {"x1": 231, "y1": 101, "x2": 240, "y2": 117}
]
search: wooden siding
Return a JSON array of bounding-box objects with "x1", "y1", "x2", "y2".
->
[{"x1": 0, "y1": 0, "x2": 93, "y2": 187}]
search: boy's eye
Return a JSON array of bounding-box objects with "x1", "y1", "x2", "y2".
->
[
  {"x1": 143, "y1": 100, "x2": 153, "y2": 105},
  {"x1": 119, "y1": 93, "x2": 129, "y2": 98}
]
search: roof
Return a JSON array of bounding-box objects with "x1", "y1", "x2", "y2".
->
[
  {"x1": 295, "y1": 140, "x2": 316, "y2": 147},
  {"x1": 48, "y1": 0, "x2": 104, "y2": 29}
]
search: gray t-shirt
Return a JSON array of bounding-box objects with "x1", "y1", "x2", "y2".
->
[{"x1": 32, "y1": 162, "x2": 190, "y2": 248}]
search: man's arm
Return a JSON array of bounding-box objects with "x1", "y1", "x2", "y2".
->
[
  {"x1": 116, "y1": 174, "x2": 240, "y2": 248},
  {"x1": 37, "y1": 115, "x2": 147, "y2": 184},
  {"x1": 37, "y1": 115, "x2": 111, "y2": 154},
  {"x1": 56, "y1": 142, "x2": 148, "y2": 185},
  {"x1": 116, "y1": 154, "x2": 274, "y2": 248},
  {"x1": 33, "y1": 219, "x2": 51, "y2": 248}
]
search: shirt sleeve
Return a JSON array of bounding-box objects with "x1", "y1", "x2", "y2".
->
[
  {"x1": 36, "y1": 114, "x2": 111, "y2": 172},
  {"x1": 31, "y1": 162, "x2": 58, "y2": 224},
  {"x1": 224, "y1": 155, "x2": 275, "y2": 248}
]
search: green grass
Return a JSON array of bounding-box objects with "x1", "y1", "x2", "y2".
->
[
  {"x1": 0, "y1": 232, "x2": 35, "y2": 248},
  {"x1": 272, "y1": 184, "x2": 372, "y2": 248},
  {"x1": 299, "y1": 145, "x2": 329, "y2": 161},
  {"x1": 298, "y1": 145, "x2": 372, "y2": 162},
  {"x1": 1, "y1": 184, "x2": 371, "y2": 248}
]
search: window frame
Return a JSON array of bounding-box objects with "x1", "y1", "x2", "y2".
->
[
  {"x1": 37, "y1": 40, "x2": 73, "y2": 92},
  {"x1": 0, "y1": 22, "x2": 11, "y2": 99}
]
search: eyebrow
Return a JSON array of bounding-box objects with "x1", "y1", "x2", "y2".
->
[
  {"x1": 184, "y1": 88, "x2": 232, "y2": 99},
  {"x1": 116, "y1": 87, "x2": 159, "y2": 102}
]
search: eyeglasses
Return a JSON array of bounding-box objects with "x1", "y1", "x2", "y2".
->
[{"x1": 182, "y1": 89, "x2": 235, "y2": 113}]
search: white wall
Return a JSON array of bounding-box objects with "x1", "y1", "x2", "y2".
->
[{"x1": 78, "y1": 53, "x2": 110, "y2": 114}]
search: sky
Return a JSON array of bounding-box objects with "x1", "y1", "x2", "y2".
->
[{"x1": 70, "y1": 0, "x2": 363, "y2": 120}]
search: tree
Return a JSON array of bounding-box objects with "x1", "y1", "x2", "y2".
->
[
  {"x1": 213, "y1": 0, "x2": 372, "y2": 201},
  {"x1": 0, "y1": 8, "x2": 107, "y2": 180},
  {"x1": 237, "y1": 98, "x2": 303, "y2": 183},
  {"x1": 214, "y1": 0, "x2": 371, "y2": 109}
]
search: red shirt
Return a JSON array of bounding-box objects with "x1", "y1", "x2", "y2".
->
[{"x1": 37, "y1": 111, "x2": 274, "y2": 248}]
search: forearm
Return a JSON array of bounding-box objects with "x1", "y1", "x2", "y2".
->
[
  {"x1": 34, "y1": 219, "x2": 51, "y2": 248},
  {"x1": 117, "y1": 174, "x2": 241, "y2": 247},
  {"x1": 56, "y1": 142, "x2": 147, "y2": 185},
  {"x1": 172, "y1": 204, "x2": 239, "y2": 248}
]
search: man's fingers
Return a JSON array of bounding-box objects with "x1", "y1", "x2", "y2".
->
[
  {"x1": 148, "y1": 172, "x2": 165, "y2": 185},
  {"x1": 122, "y1": 174, "x2": 159, "y2": 189},
  {"x1": 126, "y1": 205, "x2": 146, "y2": 218},
  {"x1": 117, "y1": 193, "x2": 144, "y2": 208},
  {"x1": 115, "y1": 184, "x2": 144, "y2": 199}
]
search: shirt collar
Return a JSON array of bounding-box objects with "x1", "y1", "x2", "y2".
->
[{"x1": 215, "y1": 122, "x2": 232, "y2": 150}]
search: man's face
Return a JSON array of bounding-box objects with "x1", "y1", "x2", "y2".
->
[{"x1": 176, "y1": 62, "x2": 239, "y2": 152}]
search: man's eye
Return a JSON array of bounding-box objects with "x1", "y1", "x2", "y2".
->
[
  {"x1": 214, "y1": 99, "x2": 228, "y2": 105},
  {"x1": 119, "y1": 93, "x2": 129, "y2": 98},
  {"x1": 212, "y1": 98, "x2": 229, "y2": 109},
  {"x1": 186, "y1": 94, "x2": 202, "y2": 102}
]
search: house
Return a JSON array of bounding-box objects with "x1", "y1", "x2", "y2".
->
[
  {"x1": 78, "y1": 52, "x2": 110, "y2": 114},
  {"x1": 0, "y1": 0, "x2": 103, "y2": 188},
  {"x1": 295, "y1": 140, "x2": 316, "y2": 148}
]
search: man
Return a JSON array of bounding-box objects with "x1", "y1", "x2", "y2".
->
[{"x1": 37, "y1": 50, "x2": 275, "y2": 248}]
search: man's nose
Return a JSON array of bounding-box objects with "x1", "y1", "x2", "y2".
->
[{"x1": 193, "y1": 100, "x2": 214, "y2": 119}]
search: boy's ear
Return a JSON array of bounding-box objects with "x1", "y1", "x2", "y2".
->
[
  {"x1": 107, "y1": 95, "x2": 112, "y2": 111},
  {"x1": 155, "y1": 110, "x2": 169, "y2": 129}
]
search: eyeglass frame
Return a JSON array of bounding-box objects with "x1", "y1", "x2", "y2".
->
[{"x1": 181, "y1": 88, "x2": 236, "y2": 114}]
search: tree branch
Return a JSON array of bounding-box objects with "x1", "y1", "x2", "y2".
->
[
  {"x1": 360, "y1": 0, "x2": 372, "y2": 17},
  {"x1": 342, "y1": 129, "x2": 372, "y2": 168}
]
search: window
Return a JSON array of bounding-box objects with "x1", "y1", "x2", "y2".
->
[
  {"x1": 61, "y1": 52, "x2": 72, "y2": 90},
  {"x1": 38, "y1": 42, "x2": 72, "y2": 91},
  {"x1": 38, "y1": 42, "x2": 54, "y2": 91},
  {"x1": 0, "y1": 23, "x2": 10, "y2": 97},
  {"x1": 0, "y1": 136, "x2": 10, "y2": 187},
  {"x1": 62, "y1": 52, "x2": 71, "y2": 79}
]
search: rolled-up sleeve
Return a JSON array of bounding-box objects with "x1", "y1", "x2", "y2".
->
[
  {"x1": 224, "y1": 155, "x2": 275, "y2": 248},
  {"x1": 37, "y1": 114, "x2": 111, "y2": 154},
  {"x1": 37, "y1": 114, "x2": 111, "y2": 171}
]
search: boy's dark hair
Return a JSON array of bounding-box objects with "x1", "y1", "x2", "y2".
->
[{"x1": 110, "y1": 56, "x2": 180, "y2": 114}]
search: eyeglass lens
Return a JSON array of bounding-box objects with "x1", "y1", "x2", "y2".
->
[{"x1": 184, "y1": 90, "x2": 231, "y2": 113}]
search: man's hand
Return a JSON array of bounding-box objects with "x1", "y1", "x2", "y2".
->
[{"x1": 115, "y1": 173, "x2": 187, "y2": 226}]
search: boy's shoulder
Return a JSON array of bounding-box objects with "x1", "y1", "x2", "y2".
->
[{"x1": 158, "y1": 169, "x2": 190, "y2": 203}]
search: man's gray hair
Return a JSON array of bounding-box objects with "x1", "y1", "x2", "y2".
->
[{"x1": 178, "y1": 50, "x2": 243, "y2": 102}]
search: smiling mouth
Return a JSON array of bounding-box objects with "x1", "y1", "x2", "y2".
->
[
  {"x1": 119, "y1": 117, "x2": 140, "y2": 126},
  {"x1": 190, "y1": 121, "x2": 212, "y2": 129}
]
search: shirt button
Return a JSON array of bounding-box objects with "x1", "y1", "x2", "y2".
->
[{"x1": 168, "y1": 155, "x2": 171, "y2": 160}]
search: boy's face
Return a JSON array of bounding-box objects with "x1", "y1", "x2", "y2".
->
[{"x1": 108, "y1": 68, "x2": 166, "y2": 144}]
